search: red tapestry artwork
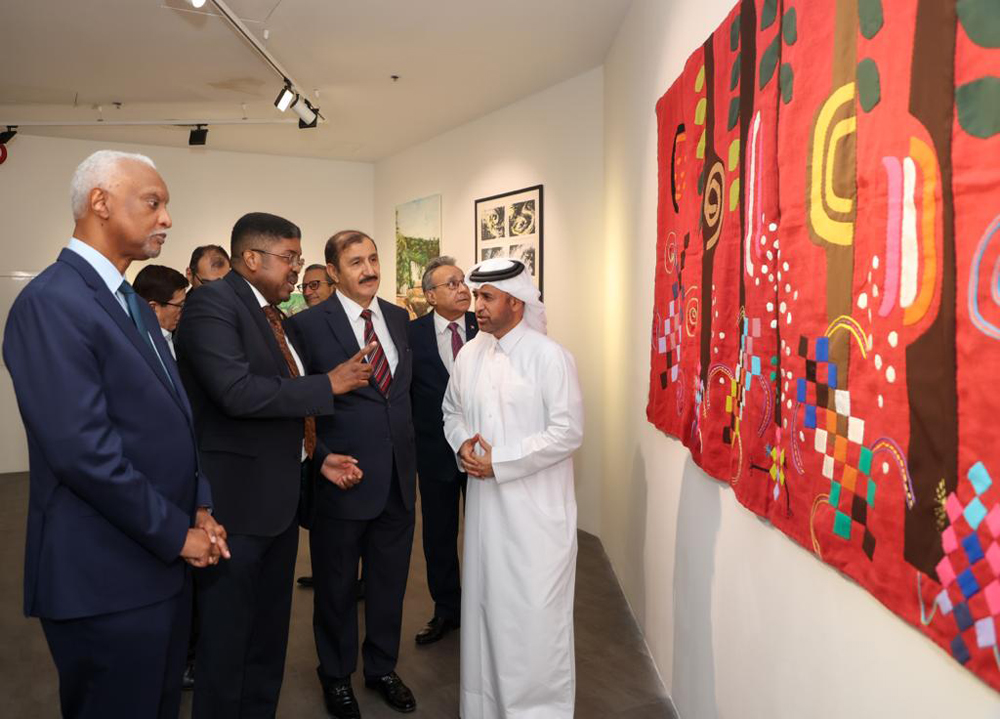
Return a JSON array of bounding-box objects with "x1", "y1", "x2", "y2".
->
[{"x1": 647, "y1": 0, "x2": 1000, "y2": 690}]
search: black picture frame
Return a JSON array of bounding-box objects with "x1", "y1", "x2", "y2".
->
[{"x1": 474, "y1": 184, "x2": 543, "y2": 296}]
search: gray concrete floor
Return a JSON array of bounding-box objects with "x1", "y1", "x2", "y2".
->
[{"x1": 0, "y1": 472, "x2": 676, "y2": 718}]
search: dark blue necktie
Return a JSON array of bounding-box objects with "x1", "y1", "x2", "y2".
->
[{"x1": 119, "y1": 280, "x2": 176, "y2": 392}]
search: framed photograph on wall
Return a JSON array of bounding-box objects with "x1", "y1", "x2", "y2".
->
[{"x1": 474, "y1": 184, "x2": 543, "y2": 294}]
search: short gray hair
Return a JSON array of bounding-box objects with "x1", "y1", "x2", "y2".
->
[
  {"x1": 421, "y1": 255, "x2": 458, "y2": 293},
  {"x1": 70, "y1": 150, "x2": 156, "y2": 220}
]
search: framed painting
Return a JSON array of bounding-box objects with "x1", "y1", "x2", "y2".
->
[{"x1": 474, "y1": 185, "x2": 543, "y2": 294}]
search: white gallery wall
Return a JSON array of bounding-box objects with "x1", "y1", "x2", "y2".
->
[
  {"x1": 374, "y1": 68, "x2": 605, "y2": 535},
  {"x1": 600, "y1": 0, "x2": 998, "y2": 717},
  {"x1": 0, "y1": 134, "x2": 373, "y2": 473}
]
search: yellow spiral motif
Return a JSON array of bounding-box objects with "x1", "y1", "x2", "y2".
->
[{"x1": 703, "y1": 160, "x2": 726, "y2": 250}]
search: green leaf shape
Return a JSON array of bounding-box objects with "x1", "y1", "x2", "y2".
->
[
  {"x1": 783, "y1": 7, "x2": 797, "y2": 45},
  {"x1": 858, "y1": 0, "x2": 884, "y2": 39},
  {"x1": 857, "y1": 58, "x2": 881, "y2": 113},
  {"x1": 958, "y1": 0, "x2": 1000, "y2": 48},
  {"x1": 956, "y1": 76, "x2": 1000, "y2": 139},
  {"x1": 761, "y1": 0, "x2": 778, "y2": 30},
  {"x1": 728, "y1": 138, "x2": 741, "y2": 172},
  {"x1": 731, "y1": 58, "x2": 741, "y2": 91},
  {"x1": 780, "y1": 63, "x2": 794, "y2": 104},
  {"x1": 731, "y1": 13, "x2": 741, "y2": 51},
  {"x1": 727, "y1": 96, "x2": 741, "y2": 131},
  {"x1": 759, "y1": 33, "x2": 780, "y2": 89}
]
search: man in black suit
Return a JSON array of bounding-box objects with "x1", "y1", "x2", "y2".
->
[
  {"x1": 175, "y1": 213, "x2": 371, "y2": 719},
  {"x1": 285, "y1": 230, "x2": 417, "y2": 718},
  {"x1": 408, "y1": 256, "x2": 477, "y2": 645}
]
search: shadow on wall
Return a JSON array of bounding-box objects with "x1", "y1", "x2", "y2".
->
[
  {"x1": 671, "y1": 454, "x2": 722, "y2": 719},
  {"x1": 625, "y1": 446, "x2": 648, "y2": 627}
]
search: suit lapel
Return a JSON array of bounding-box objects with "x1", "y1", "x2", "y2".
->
[
  {"x1": 421, "y1": 313, "x2": 449, "y2": 380},
  {"x1": 227, "y1": 271, "x2": 290, "y2": 378},
  {"x1": 57, "y1": 250, "x2": 177, "y2": 406},
  {"x1": 465, "y1": 311, "x2": 479, "y2": 342},
  {"x1": 323, "y1": 294, "x2": 362, "y2": 357}
]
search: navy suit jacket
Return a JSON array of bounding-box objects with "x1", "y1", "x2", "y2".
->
[
  {"x1": 408, "y1": 311, "x2": 477, "y2": 482},
  {"x1": 175, "y1": 270, "x2": 335, "y2": 536},
  {"x1": 285, "y1": 295, "x2": 416, "y2": 521},
  {"x1": 3, "y1": 248, "x2": 209, "y2": 620}
]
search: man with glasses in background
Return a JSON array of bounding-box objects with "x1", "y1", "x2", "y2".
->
[
  {"x1": 186, "y1": 244, "x2": 230, "y2": 288},
  {"x1": 133, "y1": 264, "x2": 188, "y2": 359},
  {"x1": 176, "y1": 213, "x2": 373, "y2": 718},
  {"x1": 300, "y1": 263, "x2": 336, "y2": 308},
  {"x1": 408, "y1": 257, "x2": 477, "y2": 646}
]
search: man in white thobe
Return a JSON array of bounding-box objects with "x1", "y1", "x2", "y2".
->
[{"x1": 442, "y1": 258, "x2": 584, "y2": 719}]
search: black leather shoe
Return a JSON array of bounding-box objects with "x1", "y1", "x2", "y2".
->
[
  {"x1": 322, "y1": 677, "x2": 360, "y2": 719},
  {"x1": 415, "y1": 616, "x2": 459, "y2": 645},
  {"x1": 297, "y1": 575, "x2": 314, "y2": 588},
  {"x1": 364, "y1": 672, "x2": 416, "y2": 713},
  {"x1": 181, "y1": 660, "x2": 195, "y2": 690}
]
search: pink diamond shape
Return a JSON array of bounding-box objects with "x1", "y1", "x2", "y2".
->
[
  {"x1": 987, "y1": 504, "x2": 1000, "y2": 539},
  {"x1": 988, "y1": 542, "x2": 1000, "y2": 576},
  {"x1": 942, "y1": 525, "x2": 959, "y2": 554},
  {"x1": 986, "y1": 580, "x2": 1000, "y2": 616},
  {"x1": 946, "y1": 493, "x2": 963, "y2": 523},
  {"x1": 937, "y1": 556, "x2": 957, "y2": 587}
]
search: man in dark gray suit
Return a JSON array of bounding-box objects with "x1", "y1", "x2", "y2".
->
[{"x1": 286, "y1": 230, "x2": 417, "y2": 719}]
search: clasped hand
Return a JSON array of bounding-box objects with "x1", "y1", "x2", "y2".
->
[
  {"x1": 181, "y1": 508, "x2": 231, "y2": 568},
  {"x1": 459, "y1": 434, "x2": 494, "y2": 479},
  {"x1": 321, "y1": 452, "x2": 364, "y2": 490}
]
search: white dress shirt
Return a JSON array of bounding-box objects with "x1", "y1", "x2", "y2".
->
[
  {"x1": 336, "y1": 292, "x2": 399, "y2": 374},
  {"x1": 433, "y1": 310, "x2": 467, "y2": 375}
]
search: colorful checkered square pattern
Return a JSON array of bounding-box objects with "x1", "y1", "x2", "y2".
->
[
  {"x1": 657, "y1": 279, "x2": 684, "y2": 388},
  {"x1": 797, "y1": 335, "x2": 878, "y2": 560},
  {"x1": 932, "y1": 462, "x2": 1000, "y2": 665}
]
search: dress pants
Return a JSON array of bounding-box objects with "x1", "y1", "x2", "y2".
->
[
  {"x1": 41, "y1": 574, "x2": 192, "y2": 719},
  {"x1": 192, "y1": 515, "x2": 299, "y2": 719},
  {"x1": 418, "y1": 470, "x2": 466, "y2": 622},
  {"x1": 312, "y1": 466, "x2": 415, "y2": 682}
]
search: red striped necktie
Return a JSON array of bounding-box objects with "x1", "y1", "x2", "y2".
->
[{"x1": 360, "y1": 308, "x2": 393, "y2": 395}]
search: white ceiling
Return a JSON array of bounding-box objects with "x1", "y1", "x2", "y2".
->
[{"x1": 0, "y1": 0, "x2": 632, "y2": 161}]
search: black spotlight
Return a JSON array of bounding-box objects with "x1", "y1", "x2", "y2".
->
[
  {"x1": 0, "y1": 126, "x2": 17, "y2": 144},
  {"x1": 189, "y1": 125, "x2": 208, "y2": 146}
]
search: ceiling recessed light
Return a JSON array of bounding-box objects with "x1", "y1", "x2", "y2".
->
[{"x1": 189, "y1": 0, "x2": 207, "y2": 8}]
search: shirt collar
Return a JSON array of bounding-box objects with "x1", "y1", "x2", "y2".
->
[
  {"x1": 161, "y1": 326, "x2": 172, "y2": 340},
  {"x1": 242, "y1": 276, "x2": 269, "y2": 309},
  {"x1": 66, "y1": 238, "x2": 125, "y2": 296},
  {"x1": 337, "y1": 291, "x2": 379, "y2": 322},
  {"x1": 433, "y1": 310, "x2": 464, "y2": 335},
  {"x1": 496, "y1": 319, "x2": 527, "y2": 354}
]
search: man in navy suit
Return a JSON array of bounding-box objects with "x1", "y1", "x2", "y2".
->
[
  {"x1": 175, "y1": 213, "x2": 370, "y2": 719},
  {"x1": 2, "y1": 150, "x2": 229, "y2": 719},
  {"x1": 408, "y1": 257, "x2": 477, "y2": 645},
  {"x1": 285, "y1": 230, "x2": 417, "y2": 718}
]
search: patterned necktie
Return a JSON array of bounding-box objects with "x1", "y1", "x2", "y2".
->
[
  {"x1": 448, "y1": 321, "x2": 464, "y2": 360},
  {"x1": 360, "y1": 309, "x2": 393, "y2": 395},
  {"x1": 263, "y1": 305, "x2": 316, "y2": 458},
  {"x1": 118, "y1": 280, "x2": 176, "y2": 392}
]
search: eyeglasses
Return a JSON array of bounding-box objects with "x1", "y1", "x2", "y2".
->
[
  {"x1": 163, "y1": 300, "x2": 185, "y2": 309},
  {"x1": 250, "y1": 248, "x2": 304, "y2": 269},
  {"x1": 194, "y1": 275, "x2": 219, "y2": 285},
  {"x1": 298, "y1": 279, "x2": 334, "y2": 292},
  {"x1": 429, "y1": 278, "x2": 467, "y2": 291}
]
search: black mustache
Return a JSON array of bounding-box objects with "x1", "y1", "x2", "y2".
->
[{"x1": 360, "y1": 275, "x2": 378, "y2": 283}]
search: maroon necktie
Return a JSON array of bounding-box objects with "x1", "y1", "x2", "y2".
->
[
  {"x1": 448, "y1": 321, "x2": 464, "y2": 360},
  {"x1": 360, "y1": 309, "x2": 393, "y2": 395},
  {"x1": 263, "y1": 305, "x2": 316, "y2": 457}
]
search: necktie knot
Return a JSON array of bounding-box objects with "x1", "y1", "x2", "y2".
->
[
  {"x1": 360, "y1": 309, "x2": 372, "y2": 321},
  {"x1": 118, "y1": 279, "x2": 135, "y2": 296}
]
